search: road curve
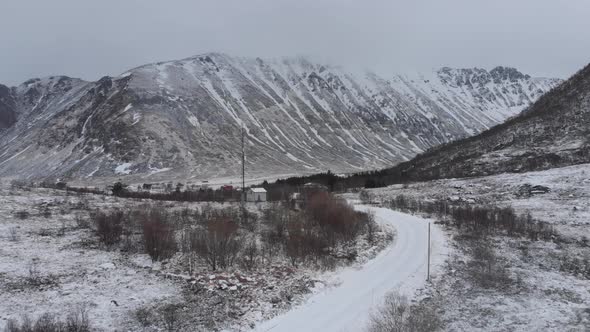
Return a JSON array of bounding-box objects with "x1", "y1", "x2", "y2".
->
[{"x1": 252, "y1": 205, "x2": 448, "y2": 332}]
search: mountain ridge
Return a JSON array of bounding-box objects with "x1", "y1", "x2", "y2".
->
[
  {"x1": 0, "y1": 53, "x2": 561, "y2": 182},
  {"x1": 355, "y1": 62, "x2": 590, "y2": 185}
]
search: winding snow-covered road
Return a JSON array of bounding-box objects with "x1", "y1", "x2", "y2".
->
[{"x1": 253, "y1": 205, "x2": 448, "y2": 332}]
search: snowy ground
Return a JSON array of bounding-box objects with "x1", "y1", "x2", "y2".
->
[
  {"x1": 369, "y1": 163, "x2": 590, "y2": 240},
  {"x1": 252, "y1": 205, "x2": 449, "y2": 332},
  {"x1": 0, "y1": 187, "x2": 182, "y2": 330},
  {"x1": 0, "y1": 183, "x2": 395, "y2": 331},
  {"x1": 364, "y1": 163, "x2": 590, "y2": 331}
]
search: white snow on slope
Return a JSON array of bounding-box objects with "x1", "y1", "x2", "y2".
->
[
  {"x1": 114, "y1": 162, "x2": 132, "y2": 175},
  {"x1": 252, "y1": 205, "x2": 448, "y2": 332}
]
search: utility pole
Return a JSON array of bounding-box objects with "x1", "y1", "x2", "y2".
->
[
  {"x1": 241, "y1": 125, "x2": 245, "y2": 198},
  {"x1": 241, "y1": 125, "x2": 247, "y2": 223},
  {"x1": 427, "y1": 222, "x2": 431, "y2": 281}
]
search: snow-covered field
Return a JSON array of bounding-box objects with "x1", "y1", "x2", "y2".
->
[
  {"x1": 253, "y1": 206, "x2": 448, "y2": 332},
  {"x1": 364, "y1": 163, "x2": 590, "y2": 331},
  {"x1": 370, "y1": 163, "x2": 590, "y2": 240},
  {"x1": 3, "y1": 164, "x2": 588, "y2": 331},
  {"x1": 0, "y1": 188, "x2": 183, "y2": 330},
  {"x1": 0, "y1": 184, "x2": 399, "y2": 331}
]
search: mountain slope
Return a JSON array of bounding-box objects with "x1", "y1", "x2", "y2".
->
[
  {"x1": 370, "y1": 62, "x2": 590, "y2": 184},
  {"x1": 0, "y1": 84, "x2": 17, "y2": 129},
  {"x1": 0, "y1": 53, "x2": 560, "y2": 182}
]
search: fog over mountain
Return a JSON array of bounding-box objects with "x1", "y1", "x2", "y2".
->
[
  {"x1": 1, "y1": 0, "x2": 589, "y2": 86},
  {"x1": 0, "y1": 53, "x2": 560, "y2": 182}
]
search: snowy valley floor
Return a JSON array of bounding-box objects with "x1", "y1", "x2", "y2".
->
[
  {"x1": 364, "y1": 163, "x2": 590, "y2": 331},
  {"x1": 2, "y1": 164, "x2": 589, "y2": 331},
  {"x1": 0, "y1": 184, "x2": 406, "y2": 331}
]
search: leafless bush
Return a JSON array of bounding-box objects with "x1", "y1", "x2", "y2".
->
[
  {"x1": 306, "y1": 192, "x2": 367, "y2": 244},
  {"x1": 40, "y1": 206, "x2": 52, "y2": 219},
  {"x1": 74, "y1": 213, "x2": 90, "y2": 229},
  {"x1": 10, "y1": 179, "x2": 31, "y2": 191},
  {"x1": 160, "y1": 304, "x2": 180, "y2": 332},
  {"x1": 241, "y1": 240, "x2": 259, "y2": 271},
  {"x1": 5, "y1": 307, "x2": 90, "y2": 332},
  {"x1": 14, "y1": 210, "x2": 30, "y2": 220},
  {"x1": 91, "y1": 209, "x2": 125, "y2": 245},
  {"x1": 190, "y1": 216, "x2": 241, "y2": 270},
  {"x1": 386, "y1": 195, "x2": 555, "y2": 240},
  {"x1": 366, "y1": 211, "x2": 377, "y2": 244},
  {"x1": 259, "y1": 193, "x2": 373, "y2": 269},
  {"x1": 367, "y1": 291, "x2": 442, "y2": 332},
  {"x1": 57, "y1": 220, "x2": 67, "y2": 237},
  {"x1": 70, "y1": 198, "x2": 90, "y2": 211},
  {"x1": 558, "y1": 251, "x2": 590, "y2": 279},
  {"x1": 141, "y1": 209, "x2": 177, "y2": 262},
  {"x1": 134, "y1": 307, "x2": 152, "y2": 327},
  {"x1": 27, "y1": 259, "x2": 41, "y2": 285},
  {"x1": 359, "y1": 189, "x2": 374, "y2": 204},
  {"x1": 467, "y1": 239, "x2": 512, "y2": 289},
  {"x1": 9, "y1": 227, "x2": 19, "y2": 242},
  {"x1": 66, "y1": 307, "x2": 91, "y2": 332}
]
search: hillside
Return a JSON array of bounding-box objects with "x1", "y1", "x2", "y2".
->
[
  {"x1": 0, "y1": 53, "x2": 560, "y2": 182},
  {"x1": 367, "y1": 63, "x2": 590, "y2": 185}
]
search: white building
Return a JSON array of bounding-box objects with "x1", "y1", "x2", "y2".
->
[{"x1": 246, "y1": 188, "x2": 267, "y2": 202}]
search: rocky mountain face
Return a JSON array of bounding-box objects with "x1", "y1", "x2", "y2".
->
[
  {"x1": 0, "y1": 53, "x2": 561, "y2": 182},
  {"x1": 370, "y1": 63, "x2": 590, "y2": 184},
  {"x1": 0, "y1": 84, "x2": 17, "y2": 129}
]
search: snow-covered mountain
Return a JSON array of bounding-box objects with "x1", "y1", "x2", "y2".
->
[
  {"x1": 0, "y1": 53, "x2": 561, "y2": 182},
  {"x1": 368, "y1": 62, "x2": 590, "y2": 183}
]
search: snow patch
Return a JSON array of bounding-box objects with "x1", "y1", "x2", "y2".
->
[{"x1": 114, "y1": 162, "x2": 133, "y2": 175}]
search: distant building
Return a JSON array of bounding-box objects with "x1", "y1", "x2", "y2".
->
[
  {"x1": 246, "y1": 188, "x2": 267, "y2": 202},
  {"x1": 303, "y1": 182, "x2": 328, "y2": 192},
  {"x1": 151, "y1": 183, "x2": 165, "y2": 193}
]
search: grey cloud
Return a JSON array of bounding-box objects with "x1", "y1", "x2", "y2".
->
[{"x1": 1, "y1": 0, "x2": 588, "y2": 85}]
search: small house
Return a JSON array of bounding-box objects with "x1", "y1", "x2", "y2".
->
[
  {"x1": 151, "y1": 183, "x2": 165, "y2": 193},
  {"x1": 246, "y1": 188, "x2": 267, "y2": 202}
]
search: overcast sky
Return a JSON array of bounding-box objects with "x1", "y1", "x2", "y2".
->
[{"x1": 1, "y1": 0, "x2": 589, "y2": 85}]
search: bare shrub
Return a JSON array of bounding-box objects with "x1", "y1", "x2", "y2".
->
[
  {"x1": 306, "y1": 192, "x2": 366, "y2": 244},
  {"x1": 366, "y1": 211, "x2": 377, "y2": 244},
  {"x1": 141, "y1": 209, "x2": 177, "y2": 262},
  {"x1": 241, "y1": 240, "x2": 259, "y2": 271},
  {"x1": 74, "y1": 213, "x2": 90, "y2": 229},
  {"x1": 259, "y1": 193, "x2": 373, "y2": 269},
  {"x1": 10, "y1": 179, "x2": 31, "y2": 191},
  {"x1": 57, "y1": 221, "x2": 66, "y2": 237},
  {"x1": 40, "y1": 206, "x2": 52, "y2": 219},
  {"x1": 27, "y1": 259, "x2": 41, "y2": 285},
  {"x1": 66, "y1": 306, "x2": 91, "y2": 332},
  {"x1": 160, "y1": 304, "x2": 180, "y2": 332},
  {"x1": 92, "y1": 209, "x2": 125, "y2": 245},
  {"x1": 367, "y1": 291, "x2": 442, "y2": 332},
  {"x1": 135, "y1": 307, "x2": 152, "y2": 327},
  {"x1": 359, "y1": 189, "x2": 374, "y2": 204},
  {"x1": 191, "y1": 216, "x2": 241, "y2": 270},
  {"x1": 5, "y1": 307, "x2": 90, "y2": 332},
  {"x1": 387, "y1": 195, "x2": 555, "y2": 240},
  {"x1": 285, "y1": 219, "x2": 305, "y2": 267},
  {"x1": 14, "y1": 210, "x2": 30, "y2": 220},
  {"x1": 467, "y1": 239, "x2": 512, "y2": 289},
  {"x1": 9, "y1": 227, "x2": 19, "y2": 242}
]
